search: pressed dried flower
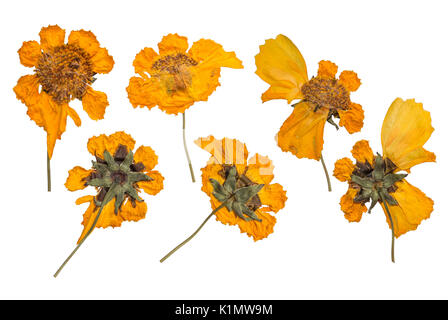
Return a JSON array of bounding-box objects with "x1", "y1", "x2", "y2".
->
[
  {"x1": 255, "y1": 35, "x2": 364, "y2": 191},
  {"x1": 160, "y1": 136, "x2": 287, "y2": 262},
  {"x1": 54, "y1": 132, "x2": 164, "y2": 277},
  {"x1": 127, "y1": 34, "x2": 243, "y2": 182},
  {"x1": 13, "y1": 25, "x2": 114, "y2": 191},
  {"x1": 333, "y1": 98, "x2": 435, "y2": 262}
]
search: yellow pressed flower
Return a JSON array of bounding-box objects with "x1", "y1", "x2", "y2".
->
[
  {"x1": 333, "y1": 98, "x2": 435, "y2": 262},
  {"x1": 127, "y1": 34, "x2": 243, "y2": 183},
  {"x1": 13, "y1": 25, "x2": 114, "y2": 191},
  {"x1": 160, "y1": 136, "x2": 287, "y2": 262},
  {"x1": 255, "y1": 35, "x2": 363, "y2": 191},
  {"x1": 54, "y1": 132, "x2": 164, "y2": 277}
]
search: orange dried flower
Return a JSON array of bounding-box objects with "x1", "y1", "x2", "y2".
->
[
  {"x1": 255, "y1": 34, "x2": 364, "y2": 191},
  {"x1": 126, "y1": 34, "x2": 243, "y2": 182},
  {"x1": 54, "y1": 132, "x2": 164, "y2": 277},
  {"x1": 333, "y1": 98, "x2": 435, "y2": 262},
  {"x1": 13, "y1": 25, "x2": 114, "y2": 191},
  {"x1": 160, "y1": 135, "x2": 287, "y2": 262}
]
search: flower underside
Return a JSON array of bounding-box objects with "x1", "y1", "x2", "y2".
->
[
  {"x1": 210, "y1": 166, "x2": 264, "y2": 222},
  {"x1": 151, "y1": 53, "x2": 198, "y2": 93},
  {"x1": 350, "y1": 154, "x2": 407, "y2": 213},
  {"x1": 84, "y1": 144, "x2": 152, "y2": 214},
  {"x1": 35, "y1": 44, "x2": 96, "y2": 104},
  {"x1": 301, "y1": 77, "x2": 350, "y2": 129}
]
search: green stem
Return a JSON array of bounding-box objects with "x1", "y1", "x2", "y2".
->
[
  {"x1": 320, "y1": 154, "x2": 332, "y2": 192},
  {"x1": 182, "y1": 112, "x2": 195, "y2": 183},
  {"x1": 380, "y1": 194, "x2": 395, "y2": 263},
  {"x1": 53, "y1": 206, "x2": 105, "y2": 278},
  {"x1": 47, "y1": 152, "x2": 51, "y2": 192},
  {"x1": 160, "y1": 202, "x2": 227, "y2": 263}
]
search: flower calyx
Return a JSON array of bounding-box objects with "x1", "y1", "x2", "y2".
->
[
  {"x1": 210, "y1": 166, "x2": 264, "y2": 222},
  {"x1": 350, "y1": 154, "x2": 407, "y2": 213}
]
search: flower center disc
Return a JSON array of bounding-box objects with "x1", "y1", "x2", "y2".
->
[
  {"x1": 301, "y1": 78, "x2": 350, "y2": 110},
  {"x1": 35, "y1": 44, "x2": 95, "y2": 104}
]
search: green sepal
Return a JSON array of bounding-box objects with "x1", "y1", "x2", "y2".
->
[
  {"x1": 351, "y1": 175, "x2": 373, "y2": 189},
  {"x1": 372, "y1": 154, "x2": 385, "y2": 181},
  {"x1": 128, "y1": 172, "x2": 152, "y2": 184},
  {"x1": 234, "y1": 184, "x2": 264, "y2": 203},
  {"x1": 212, "y1": 191, "x2": 228, "y2": 203},
  {"x1": 223, "y1": 167, "x2": 237, "y2": 193},
  {"x1": 103, "y1": 150, "x2": 119, "y2": 171},
  {"x1": 87, "y1": 177, "x2": 112, "y2": 188},
  {"x1": 210, "y1": 178, "x2": 230, "y2": 198},
  {"x1": 120, "y1": 150, "x2": 134, "y2": 172},
  {"x1": 383, "y1": 173, "x2": 407, "y2": 189}
]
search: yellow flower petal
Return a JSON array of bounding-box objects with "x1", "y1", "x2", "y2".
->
[
  {"x1": 381, "y1": 98, "x2": 435, "y2": 171},
  {"x1": 138, "y1": 171, "x2": 164, "y2": 196},
  {"x1": 39, "y1": 25, "x2": 65, "y2": 51},
  {"x1": 333, "y1": 158, "x2": 355, "y2": 182},
  {"x1": 133, "y1": 47, "x2": 158, "y2": 77},
  {"x1": 158, "y1": 34, "x2": 189, "y2": 55},
  {"x1": 91, "y1": 47, "x2": 114, "y2": 74},
  {"x1": 189, "y1": 39, "x2": 243, "y2": 69},
  {"x1": 381, "y1": 180, "x2": 434, "y2": 237},
  {"x1": 276, "y1": 101, "x2": 328, "y2": 160},
  {"x1": 246, "y1": 154, "x2": 274, "y2": 185},
  {"x1": 338, "y1": 70, "x2": 361, "y2": 92},
  {"x1": 13, "y1": 75, "x2": 41, "y2": 108},
  {"x1": 195, "y1": 135, "x2": 249, "y2": 165},
  {"x1": 339, "y1": 102, "x2": 364, "y2": 134},
  {"x1": 82, "y1": 87, "x2": 109, "y2": 120},
  {"x1": 317, "y1": 60, "x2": 338, "y2": 79},
  {"x1": 340, "y1": 188, "x2": 367, "y2": 222},
  {"x1": 126, "y1": 76, "x2": 158, "y2": 110},
  {"x1": 18, "y1": 41, "x2": 41, "y2": 67},
  {"x1": 87, "y1": 131, "x2": 136, "y2": 158},
  {"x1": 134, "y1": 145, "x2": 158, "y2": 171},
  {"x1": 351, "y1": 140, "x2": 374, "y2": 164},
  {"x1": 259, "y1": 183, "x2": 287, "y2": 213},
  {"x1": 65, "y1": 166, "x2": 91, "y2": 191},
  {"x1": 68, "y1": 30, "x2": 100, "y2": 56},
  {"x1": 255, "y1": 34, "x2": 308, "y2": 103},
  {"x1": 67, "y1": 106, "x2": 81, "y2": 127},
  {"x1": 120, "y1": 199, "x2": 148, "y2": 223}
]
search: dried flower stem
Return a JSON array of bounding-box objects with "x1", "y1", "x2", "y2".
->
[
  {"x1": 320, "y1": 153, "x2": 332, "y2": 192},
  {"x1": 53, "y1": 206, "x2": 105, "y2": 278},
  {"x1": 182, "y1": 112, "x2": 195, "y2": 183},
  {"x1": 160, "y1": 202, "x2": 227, "y2": 263},
  {"x1": 379, "y1": 194, "x2": 395, "y2": 263},
  {"x1": 47, "y1": 152, "x2": 51, "y2": 192}
]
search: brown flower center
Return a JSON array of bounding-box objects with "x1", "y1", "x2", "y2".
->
[
  {"x1": 35, "y1": 44, "x2": 95, "y2": 104},
  {"x1": 151, "y1": 53, "x2": 198, "y2": 93},
  {"x1": 301, "y1": 78, "x2": 350, "y2": 111}
]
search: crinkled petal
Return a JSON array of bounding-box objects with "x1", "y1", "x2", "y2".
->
[
  {"x1": 67, "y1": 106, "x2": 81, "y2": 127},
  {"x1": 158, "y1": 33, "x2": 189, "y2": 55},
  {"x1": 277, "y1": 101, "x2": 328, "y2": 160},
  {"x1": 340, "y1": 187, "x2": 367, "y2": 222},
  {"x1": 317, "y1": 60, "x2": 338, "y2": 79},
  {"x1": 82, "y1": 87, "x2": 109, "y2": 120},
  {"x1": 339, "y1": 102, "x2": 364, "y2": 134},
  {"x1": 134, "y1": 145, "x2": 159, "y2": 171},
  {"x1": 133, "y1": 47, "x2": 158, "y2": 77},
  {"x1": 259, "y1": 183, "x2": 287, "y2": 213},
  {"x1": 333, "y1": 157, "x2": 355, "y2": 182},
  {"x1": 255, "y1": 34, "x2": 308, "y2": 103},
  {"x1": 68, "y1": 30, "x2": 100, "y2": 56},
  {"x1": 195, "y1": 135, "x2": 249, "y2": 165},
  {"x1": 338, "y1": 70, "x2": 361, "y2": 92},
  {"x1": 351, "y1": 140, "x2": 374, "y2": 165},
  {"x1": 381, "y1": 98, "x2": 435, "y2": 171},
  {"x1": 39, "y1": 25, "x2": 65, "y2": 51},
  {"x1": 126, "y1": 76, "x2": 158, "y2": 110},
  {"x1": 246, "y1": 154, "x2": 274, "y2": 184},
  {"x1": 87, "y1": 131, "x2": 136, "y2": 158},
  {"x1": 91, "y1": 47, "x2": 114, "y2": 74},
  {"x1": 13, "y1": 75, "x2": 41, "y2": 108},
  {"x1": 189, "y1": 39, "x2": 243, "y2": 69},
  {"x1": 18, "y1": 41, "x2": 41, "y2": 67},
  {"x1": 381, "y1": 180, "x2": 434, "y2": 237},
  {"x1": 120, "y1": 199, "x2": 148, "y2": 223},
  {"x1": 138, "y1": 171, "x2": 164, "y2": 196},
  {"x1": 65, "y1": 166, "x2": 91, "y2": 191}
]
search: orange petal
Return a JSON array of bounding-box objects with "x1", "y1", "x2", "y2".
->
[
  {"x1": 82, "y1": 87, "x2": 109, "y2": 120},
  {"x1": 13, "y1": 75, "x2": 41, "y2": 108},
  {"x1": 277, "y1": 101, "x2": 328, "y2": 160},
  {"x1": 246, "y1": 154, "x2": 274, "y2": 185},
  {"x1": 133, "y1": 47, "x2": 158, "y2": 77},
  {"x1": 333, "y1": 158, "x2": 355, "y2": 182},
  {"x1": 138, "y1": 171, "x2": 164, "y2": 196},
  {"x1": 126, "y1": 76, "x2": 158, "y2": 110},
  {"x1": 351, "y1": 140, "x2": 374, "y2": 164},
  {"x1": 340, "y1": 188, "x2": 367, "y2": 222},
  {"x1": 65, "y1": 166, "x2": 91, "y2": 191},
  {"x1": 381, "y1": 180, "x2": 434, "y2": 237},
  {"x1": 317, "y1": 60, "x2": 338, "y2": 79},
  {"x1": 255, "y1": 34, "x2": 308, "y2": 103},
  {"x1": 259, "y1": 183, "x2": 287, "y2": 213},
  {"x1": 68, "y1": 30, "x2": 100, "y2": 56},
  {"x1": 195, "y1": 135, "x2": 249, "y2": 165},
  {"x1": 134, "y1": 145, "x2": 158, "y2": 171},
  {"x1": 18, "y1": 41, "x2": 41, "y2": 67},
  {"x1": 338, "y1": 70, "x2": 361, "y2": 92},
  {"x1": 87, "y1": 131, "x2": 136, "y2": 158},
  {"x1": 339, "y1": 102, "x2": 364, "y2": 134},
  {"x1": 158, "y1": 33, "x2": 189, "y2": 55},
  {"x1": 76, "y1": 195, "x2": 94, "y2": 205},
  {"x1": 67, "y1": 106, "x2": 81, "y2": 127},
  {"x1": 381, "y1": 98, "x2": 435, "y2": 171},
  {"x1": 91, "y1": 47, "x2": 114, "y2": 74},
  {"x1": 233, "y1": 207, "x2": 278, "y2": 241},
  {"x1": 39, "y1": 25, "x2": 65, "y2": 51},
  {"x1": 120, "y1": 199, "x2": 148, "y2": 223},
  {"x1": 188, "y1": 39, "x2": 243, "y2": 69}
]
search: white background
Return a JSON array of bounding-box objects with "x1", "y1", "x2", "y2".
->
[{"x1": 0, "y1": 0, "x2": 446, "y2": 299}]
